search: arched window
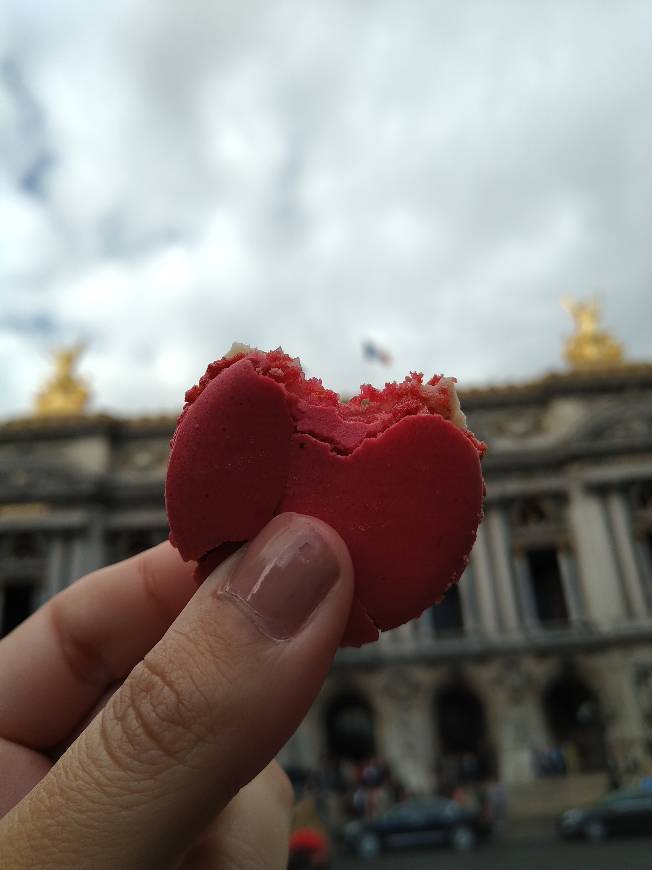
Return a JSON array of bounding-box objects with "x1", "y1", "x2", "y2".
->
[
  {"x1": 543, "y1": 674, "x2": 606, "y2": 772},
  {"x1": 435, "y1": 683, "x2": 493, "y2": 785}
]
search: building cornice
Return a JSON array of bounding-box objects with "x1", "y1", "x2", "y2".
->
[
  {"x1": 0, "y1": 414, "x2": 176, "y2": 442},
  {"x1": 458, "y1": 362, "x2": 652, "y2": 408},
  {"x1": 334, "y1": 621, "x2": 652, "y2": 669}
]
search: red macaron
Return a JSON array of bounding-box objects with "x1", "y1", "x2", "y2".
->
[{"x1": 166, "y1": 345, "x2": 486, "y2": 647}]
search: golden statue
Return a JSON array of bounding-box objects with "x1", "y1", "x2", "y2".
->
[
  {"x1": 34, "y1": 345, "x2": 90, "y2": 416},
  {"x1": 562, "y1": 296, "x2": 624, "y2": 369}
]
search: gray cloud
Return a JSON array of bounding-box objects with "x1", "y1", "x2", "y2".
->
[{"x1": 1, "y1": 0, "x2": 651, "y2": 417}]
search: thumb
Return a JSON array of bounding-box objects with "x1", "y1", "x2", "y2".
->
[{"x1": 1, "y1": 513, "x2": 353, "y2": 870}]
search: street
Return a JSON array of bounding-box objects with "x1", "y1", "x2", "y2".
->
[{"x1": 334, "y1": 833, "x2": 652, "y2": 870}]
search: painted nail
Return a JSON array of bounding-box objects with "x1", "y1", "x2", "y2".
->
[{"x1": 222, "y1": 514, "x2": 340, "y2": 640}]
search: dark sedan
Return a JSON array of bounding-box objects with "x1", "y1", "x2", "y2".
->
[
  {"x1": 343, "y1": 796, "x2": 491, "y2": 859},
  {"x1": 558, "y1": 785, "x2": 652, "y2": 842}
]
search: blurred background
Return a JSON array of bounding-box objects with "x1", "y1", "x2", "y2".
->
[{"x1": 1, "y1": 1, "x2": 651, "y2": 867}]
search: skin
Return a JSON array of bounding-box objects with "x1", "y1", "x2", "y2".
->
[{"x1": 0, "y1": 514, "x2": 354, "y2": 869}]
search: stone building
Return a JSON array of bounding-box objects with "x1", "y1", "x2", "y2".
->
[{"x1": 1, "y1": 315, "x2": 652, "y2": 810}]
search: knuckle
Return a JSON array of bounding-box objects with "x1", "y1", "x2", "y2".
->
[
  {"x1": 101, "y1": 649, "x2": 215, "y2": 771},
  {"x1": 135, "y1": 549, "x2": 181, "y2": 626}
]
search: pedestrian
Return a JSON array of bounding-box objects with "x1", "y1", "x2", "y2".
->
[{"x1": 487, "y1": 781, "x2": 507, "y2": 835}]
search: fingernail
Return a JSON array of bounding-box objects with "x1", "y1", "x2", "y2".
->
[{"x1": 222, "y1": 514, "x2": 340, "y2": 640}]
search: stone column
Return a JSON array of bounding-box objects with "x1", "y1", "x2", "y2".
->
[
  {"x1": 498, "y1": 710, "x2": 534, "y2": 784},
  {"x1": 557, "y1": 548, "x2": 585, "y2": 625},
  {"x1": 416, "y1": 609, "x2": 435, "y2": 644},
  {"x1": 487, "y1": 660, "x2": 548, "y2": 784},
  {"x1": 568, "y1": 483, "x2": 627, "y2": 628},
  {"x1": 510, "y1": 551, "x2": 539, "y2": 632},
  {"x1": 596, "y1": 650, "x2": 649, "y2": 778},
  {"x1": 630, "y1": 660, "x2": 652, "y2": 771},
  {"x1": 469, "y1": 524, "x2": 501, "y2": 634},
  {"x1": 457, "y1": 564, "x2": 480, "y2": 635},
  {"x1": 374, "y1": 667, "x2": 435, "y2": 794},
  {"x1": 378, "y1": 625, "x2": 402, "y2": 650},
  {"x1": 605, "y1": 489, "x2": 648, "y2": 619},
  {"x1": 278, "y1": 708, "x2": 322, "y2": 770},
  {"x1": 68, "y1": 534, "x2": 87, "y2": 585},
  {"x1": 485, "y1": 507, "x2": 520, "y2": 634},
  {"x1": 394, "y1": 621, "x2": 418, "y2": 649},
  {"x1": 84, "y1": 507, "x2": 107, "y2": 574},
  {"x1": 44, "y1": 534, "x2": 68, "y2": 603}
]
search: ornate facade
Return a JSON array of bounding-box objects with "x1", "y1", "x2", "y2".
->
[{"x1": 2, "y1": 362, "x2": 652, "y2": 810}]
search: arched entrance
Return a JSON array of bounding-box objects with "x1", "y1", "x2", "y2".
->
[
  {"x1": 543, "y1": 674, "x2": 607, "y2": 772},
  {"x1": 435, "y1": 684, "x2": 493, "y2": 790},
  {"x1": 325, "y1": 693, "x2": 376, "y2": 763}
]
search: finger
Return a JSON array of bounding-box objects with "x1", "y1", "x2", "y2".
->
[
  {"x1": 0, "y1": 738, "x2": 51, "y2": 819},
  {"x1": 51, "y1": 682, "x2": 122, "y2": 760},
  {"x1": 1, "y1": 683, "x2": 122, "y2": 823},
  {"x1": 178, "y1": 762, "x2": 293, "y2": 870},
  {"x1": 0, "y1": 513, "x2": 352, "y2": 870},
  {"x1": 0, "y1": 542, "x2": 196, "y2": 750}
]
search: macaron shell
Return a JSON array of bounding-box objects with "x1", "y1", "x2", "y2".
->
[
  {"x1": 165, "y1": 358, "x2": 293, "y2": 561},
  {"x1": 277, "y1": 414, "x2": 484, "y2": 639},
  {"x1": 341, "y1": 596, "x2": 380, "y2": 647}
]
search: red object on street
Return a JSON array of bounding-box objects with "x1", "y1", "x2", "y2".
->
[{"x1": 289, "y1": 827, "x2": 329, "y2": 863}]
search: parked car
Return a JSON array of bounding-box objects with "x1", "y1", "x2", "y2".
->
[
  {"x1": 557, "y1": 784, "x2": 652, "y2": 841},
  {"x1": 343, "y1": 796, "x2": 491, "y2": 859}
]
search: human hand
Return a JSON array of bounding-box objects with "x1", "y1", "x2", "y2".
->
[{"x1": 0, "y1": 512, "x2": 353, "y2": 869}]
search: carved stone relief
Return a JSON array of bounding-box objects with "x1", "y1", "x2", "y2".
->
[{"x1": 113, "y1": 439, "x2": 169, "y2": 475}]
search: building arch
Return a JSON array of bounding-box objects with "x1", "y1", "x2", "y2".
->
[
  {"x1": 542, "y1": 672, "x2": 607, "y2": 772},
  {"x1": 324, "y1": 692, "x2": 376, "y2": 763},
  {"x1": 434, "y1": 681, "x2": 494, "y2": 789}
]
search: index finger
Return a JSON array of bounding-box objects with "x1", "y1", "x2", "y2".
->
[{"x1": 0, "y1": 542, "x2": 197, "y2": 751}]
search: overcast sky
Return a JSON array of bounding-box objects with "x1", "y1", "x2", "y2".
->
[{"x1": 1, "y1": 0, "x2": 651, "y2": 418}]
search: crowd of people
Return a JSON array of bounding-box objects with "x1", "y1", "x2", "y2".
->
[{"x1": 287, "y1": 753, "x2": 508, "y2": 867}]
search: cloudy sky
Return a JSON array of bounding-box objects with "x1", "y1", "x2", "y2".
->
[{"x1": 1, "y1": 0, "x2": 651, "y2": 418}]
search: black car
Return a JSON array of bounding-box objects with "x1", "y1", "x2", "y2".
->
[
  {"x1": 557, "y1": 785, "x2": 652, "y2": 841},
  {"x1": 343, "y1": 797, "x2": 491, "y2": 859}
]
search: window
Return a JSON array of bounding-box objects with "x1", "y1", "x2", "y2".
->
[
  {"x1": 1, "y1": 582, "x2": 36, "y2": 636},
  {"x1": 10, "y1": 533, "x2": 44, "y2": 559},
  {"x1": 430, "y1": 584, "x2": 464, "y2": 637},
  {"x1": 631, "y1": 480, "x2": 652, "y2": 512},
  {"x1": 604, "y1": 793, "x2": 652, "y2": 814},
  {"x1": 386, "y1": 802, "x2": 425, "y2": 825},
  {"x1": 526, "y1": 548, "x2": 569, "y2": 627},
  {"x1": 108, "y1": 529, "x2": 169, "y2": 563}
]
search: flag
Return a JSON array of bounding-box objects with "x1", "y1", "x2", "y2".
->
[{"x1": 362, "y1": 340, "x2": 392, "y2": 365}]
